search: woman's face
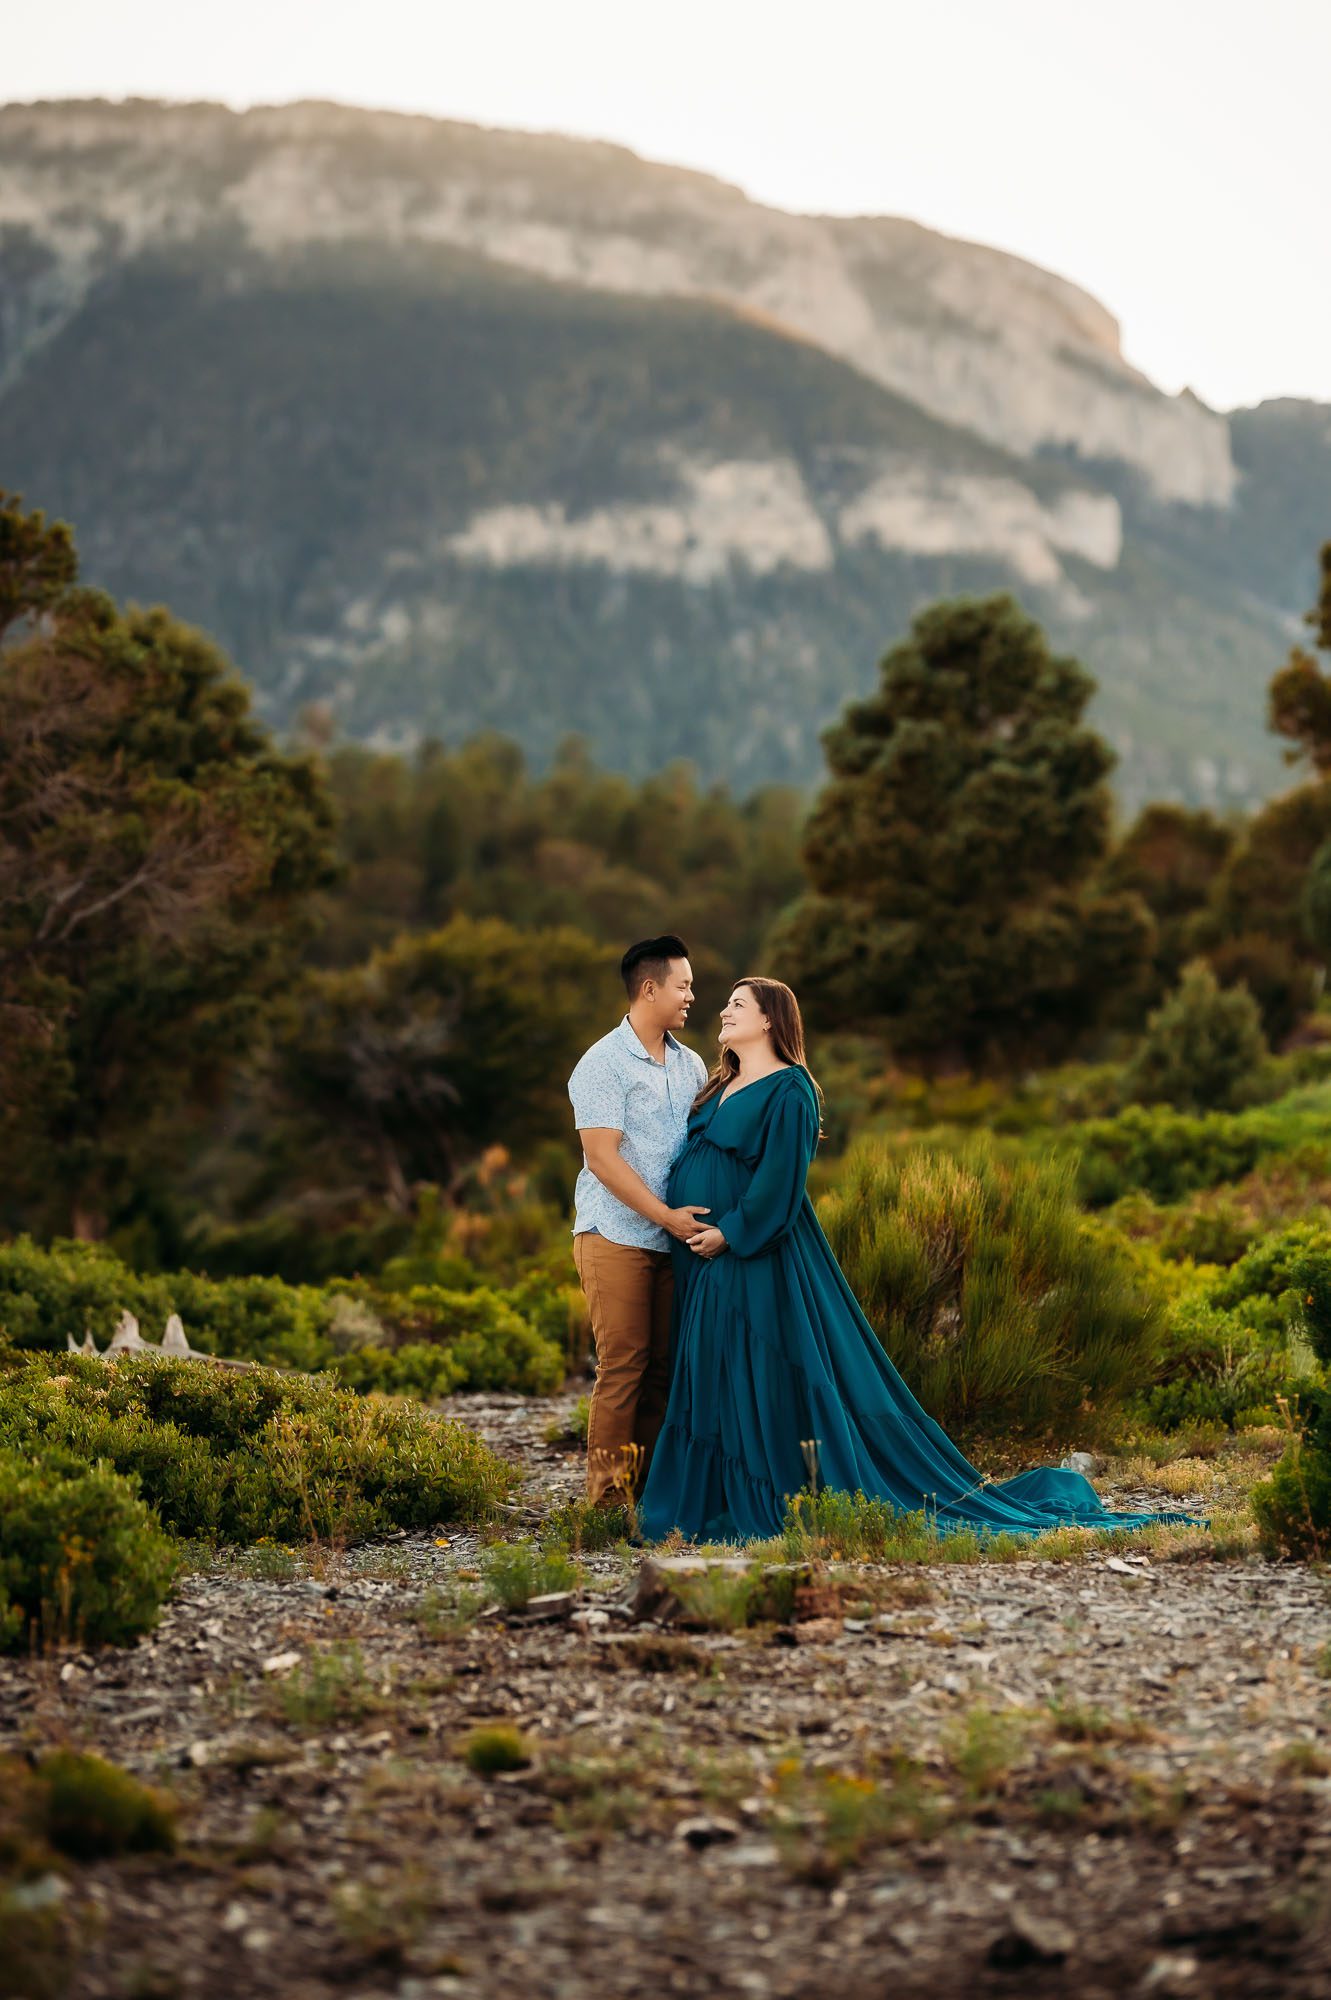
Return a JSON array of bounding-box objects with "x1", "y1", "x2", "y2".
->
[{"x1": 718, "y1": 984, "x2": 770, "y2": 1052}]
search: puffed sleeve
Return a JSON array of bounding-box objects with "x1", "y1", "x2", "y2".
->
[{"x1": 712, "y1": 1074, "x2": 819, "y2": 1258}]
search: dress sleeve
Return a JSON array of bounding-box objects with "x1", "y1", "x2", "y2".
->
[{"x1": 712, "y1": 1077, "x2": 819, "y2": 1258}]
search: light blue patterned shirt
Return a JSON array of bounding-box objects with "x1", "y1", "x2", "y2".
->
[{"x1": 568, "y1": 1017, "x2": 709, "y2": 1251}]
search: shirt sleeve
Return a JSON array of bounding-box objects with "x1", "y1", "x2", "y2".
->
[
  {"x1": 712, "y1": 1076, "x2": 819, "y2": 1259},
  {"x1": 569, "y1": 1051, "x2": 627, "y2": 1134}
]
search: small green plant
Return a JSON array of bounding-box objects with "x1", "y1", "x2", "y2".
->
[
  {"x1": 273, "y1": 1644, "x2": 384, "y2": 1728},
  {"x1": 1044, "y1": 1698, "x2": 1154, "y2": 1745},
  {"x1": 0, "y1": 1886, "x2": 76, "y2": 2000},
  {"x1": 460, "y1": 1725, "x2": 532, "y2": 1774},
  {"x1": 666, "y1": 1564, "x2": 799, "y2": 1631},
  {"x1": 237, "y1": 1540, "x2": 301, "y2": 1581},
  {"x1": 540, "y1": 1498, "x2": 630, "y2": 1554},
  {"x1": 539, "y1": 1752, "x2": 643, "y2": 1833},
  {"x1": 330, "y1": 1875, "x2": 431, "y2": 1969},
  {"x1": 1032, "y1": 1785, "x2": 1093, "y2": 1826},
  {"x1": 409, "y1": 1582, "x2": 488, "y2": 1637},
  {"x1": 1275, "y1": 1739, "x2": 1331, "y2": 1777},
  {"x1": 479, "y1": 1539, "x2": 581, "y2": 1612},
  {"x1": 668, "y1": 1566, "x2": 759, "y2": 1632},
  {"x1": 37, "y1": 1750, "x2": 176, "y2": 1859},
  {"x1": 543, "y1": 1395, "x2": 591, "y2": 1447},
  {"x1": 946, "y1": 1707, "x2": 1026, "y2": 1801},
  {"x1": 769, "y1": 1754, "x2": 935, "y2": 1880},
  {"x1": 602, "y1": 1633, "x2": 705, "y2": 1674}
]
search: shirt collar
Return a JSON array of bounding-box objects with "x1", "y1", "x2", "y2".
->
[{"x1": 617, "y1": 1015, "x2": 679, "y2": 1063}]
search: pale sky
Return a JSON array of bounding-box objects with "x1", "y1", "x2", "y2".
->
[{"x1": 9, "y1": 0, "x2": 1330, "y2": 411}]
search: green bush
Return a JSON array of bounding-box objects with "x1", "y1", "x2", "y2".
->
[
  {"x1": 1154, "y1": 1201, "x2": 1258, "y2": 1267},
  {"x1": 1204, "y1": 1222, "x2": 1331, "y2": 1336},
  {"x1": 1120, "y1": 960, "x2": 1269, "y2": 1113},
  {"x1": 817, "y1": 1141, "x2": 1160, "y2": 1441},
  {"x1": 0, "y1": 1348, "x2": 514, "y2": 1546},
  {"x1": 377, "y1": 1284, "x2": 565, "y2": 1394},
  {"x1": 0, "y1": 1446, "x2": 178, "y2": 1652},
  {"x1": 0, "y1": 1234, "x2": 335, "y2": 1367},
  {"x1": 0, "y1": 1237, "x2": 566, "y2": 1397},
  {"x1": 1069, "y1": 1105, "x2": 1269, "y2": 1207},
  {"x1": 1128, "y1": 1296, "x2": 1307, "y2": 1433},
  {"x1": 460, "y1": 1725, "x2": 532, "y2": 1774},
  {"x1": 1065, "y1": 1083, "x2": 1331, "y2": 1208},
  {"x1": 1252, "y1": 1441, "x2": 1331, "y2": 1557},
  {"x1": 331, "y1": 1341, "x2": 465, "y2": 1400},
  {"x1": 1250, "y1": 1249, "x2": 1331, "y2": 1555}
]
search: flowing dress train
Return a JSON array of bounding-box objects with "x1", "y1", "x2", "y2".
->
[{"x1": 638, "y1": 1065, "x2": 1195, "y2": 1545}]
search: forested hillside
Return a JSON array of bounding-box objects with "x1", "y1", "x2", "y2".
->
[{"x1": 2, "y1": 99, "x2": 1330, "y2": 809}]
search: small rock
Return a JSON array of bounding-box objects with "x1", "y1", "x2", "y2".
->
[
  {"x1": 675, "y1": 1815, "x2": 740, "y2": 1849},
  {"x1": 184, "y1": 1740, "x2": 211, "y2": 1768},
  {"x1": 262, "y1": 1651, "x2": 302, "y2": 1675},
  {"x1": 727, "y1": 1840, "x2": 780, "y2": 1868},
  {"x1": 5, "y1": 1874, "x2": 66, "y2": 1912},
  {"x1": 792, "y1": 1616, "x2": 843, "y2": 1645},
  {"x1": 1062, "y1": 1451, "x2": 1104, "y2": 1477},
  {"x1": 988, "y1": 1906, "x2": 1076, "y2": 1966},
  {"x1": 628, "y1": 1555, "x2": 753, "y2": 1623},
  {"x1": 1139, "y1": 1954, "x2": 1201, "y2": 1996},
  {"x1": 511, "y1": 1592, "x2": 575, "y2": 1624}
]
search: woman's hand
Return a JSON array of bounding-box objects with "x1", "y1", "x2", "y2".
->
[{"x1": 687, "y1": 1225, "x2": 728, "y2": 1259}]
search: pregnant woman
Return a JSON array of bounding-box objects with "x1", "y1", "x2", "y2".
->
[{"x1": 639, "y1": 975, "x2": 1193, "y2": 1545}]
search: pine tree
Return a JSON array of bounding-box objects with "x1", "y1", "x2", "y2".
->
[
  {"x1": 0, "y1": 494, "x2": 339, "y2": 1236},
  {"x1": 772, "y1": 593, "x2": 1153, "y2": 1069},
  {"x1": 1267, "y1": 542, "x2": 1331, "y2": 772}
]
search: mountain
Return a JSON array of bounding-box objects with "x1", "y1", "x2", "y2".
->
[{"x1": 1, "y1": 96, "x2": 1328, "y2": 812}]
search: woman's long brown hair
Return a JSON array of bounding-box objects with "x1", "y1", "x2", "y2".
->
[{"x1": 693, "y1": 975, "x2": 824, "y2": 1135}]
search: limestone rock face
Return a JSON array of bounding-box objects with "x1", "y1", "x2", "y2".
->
[
  {"x1": 2, "y1": 97, "x2": 1325, "y2": 812},
  {"x1": 0, "y1": 97, "x2": 1233, "y2": 504}
]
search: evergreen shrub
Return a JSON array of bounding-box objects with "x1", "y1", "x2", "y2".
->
[
  {"x1": 1120, "y1": 960, "x2": 1269, "y2": 1113},
  {"x1": 0, "y1": 1237, "x2": 565, "y2": 1396},
  {"x1": 818, "y1": 1141, "x2": 1160, "y2": 1441},
  {"x1": 1253, "y1": 1251, "x2": 1331, "y2": 1554},
  {"x1": 0, "y1": 1445, "x2": 178, "y2": 1652},
  {"x1": 0, "y1": 1347, "x2": 514, "y2": 1548}
]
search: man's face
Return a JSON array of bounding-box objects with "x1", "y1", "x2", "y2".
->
[{"x1": 647, "y1": 958, "x2": 694, "y2": 1031}]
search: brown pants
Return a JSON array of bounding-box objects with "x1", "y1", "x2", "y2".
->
[{"x1": 572, "y1": 1232, "x2": 674, "y2": 1505}]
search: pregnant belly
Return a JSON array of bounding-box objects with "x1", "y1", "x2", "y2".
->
[{"x1": 668, "y1": 1138, "x2": 745, "y2": 1215}]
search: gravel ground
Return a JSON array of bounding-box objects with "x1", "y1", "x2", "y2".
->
[{"x1": 4, "y1": 1392, "x2": 1331, "y2": 2000}]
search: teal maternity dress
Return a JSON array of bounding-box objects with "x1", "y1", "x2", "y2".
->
[{"x1": 638, "y1": 1065, "x2": 1192, "y2": 1545}]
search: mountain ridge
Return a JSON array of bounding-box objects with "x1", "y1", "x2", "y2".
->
[{"x1": 0, "y1": 97, "x2": 1327, "y2": 812}]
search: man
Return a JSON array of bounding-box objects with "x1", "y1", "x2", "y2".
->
[{"x1": 568, "y1": 935, "x2": 710, "y2": 1507}]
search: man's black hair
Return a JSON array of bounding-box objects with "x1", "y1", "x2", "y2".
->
[{"x1": 621, "y1": 934, "x2": 690, "y2": 1000}]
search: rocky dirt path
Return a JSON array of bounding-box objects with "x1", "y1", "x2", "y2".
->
[{"x1": 4, "y1": 1393, "x2": 1331, "y2": 2000}]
